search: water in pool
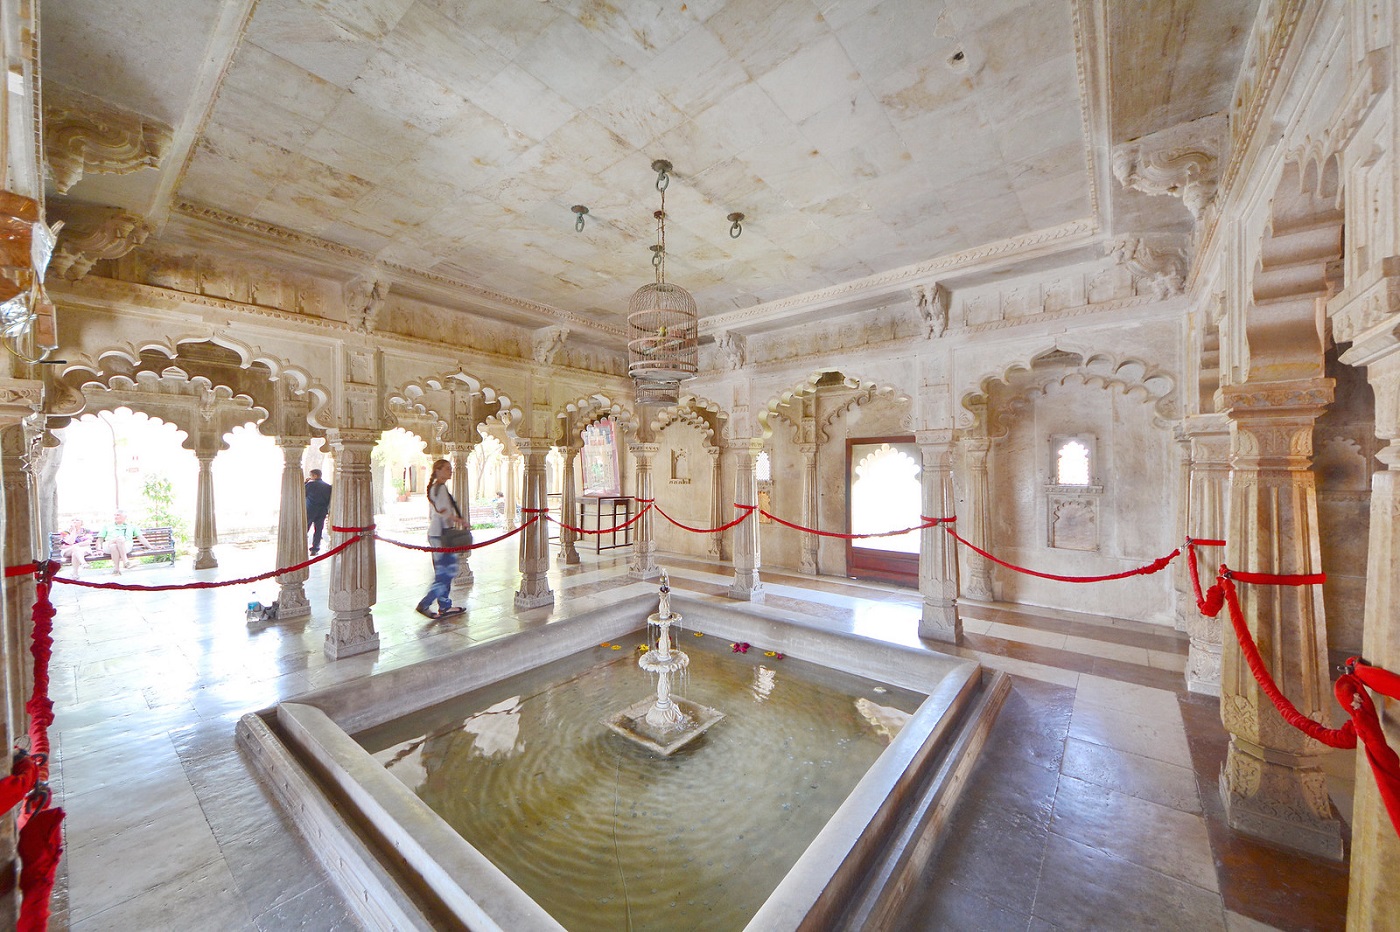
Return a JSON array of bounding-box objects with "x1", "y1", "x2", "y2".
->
[{"x1": 355, "y1": 631, "x2": 927, "y2": 931}]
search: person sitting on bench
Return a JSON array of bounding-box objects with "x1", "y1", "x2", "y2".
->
[
  {"x1": 59, "y1": 518, "x2": 94, "y2": 576},
  {"x1": 100, "y1": 510, "x2": 154, "y2": 576}
]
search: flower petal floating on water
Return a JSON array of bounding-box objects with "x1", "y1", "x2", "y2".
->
[
  {"x1": 693, "y1": 632, "x2": 704, "y2": 637},
  {"x1": 600, "y1": 642, "x2": 611, "y2": 648},
  {"x1": 731, "y1": 642, "x2": 750, "y2": 654},
  {"x1": 611, "y1": 644, "x2": 622, "y2": 650},
  {"x1": 637, "y1": 644, "x2": 649, "y2": 652}
]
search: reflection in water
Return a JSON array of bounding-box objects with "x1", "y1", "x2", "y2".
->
[
  {"x1": 462, "y1": 695, "x2": 523, "y2": 758},
  {"x1": 855, "y1": 697, "x2": 911, "y2": 743},
  {"x1": 751, "y1": 665, "x2": 776, "y2": 701},
  {"x1": 358, "y1": 636, "x2": 931, "y2": 932}
]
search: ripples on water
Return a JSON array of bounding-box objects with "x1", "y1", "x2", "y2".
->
[{"x1": 356, "y1": 633, "x2": 926, "y2": 932}]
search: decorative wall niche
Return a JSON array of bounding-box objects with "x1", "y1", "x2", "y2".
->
[{"x1": 1046, "y1": 435, "x2": 1102, "y2": 551}]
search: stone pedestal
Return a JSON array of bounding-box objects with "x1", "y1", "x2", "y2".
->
[
  {"x1": 628, "y1": 442, "x2": 660, "y2": 580},
  {"x1": 1337, "y1": 311, "x2": 1400, "y2": 929},
  {"x1": 799, "y1": 442, "x2": 818, "y2": 575},
  {"x1": 1181, "y1": 416, "x2": 1230, "y2": 695},
  {"x1": 707, "y1": 446, "x2": 724, "y2": 560},
  {"x1": 961, "y1": 436, "x2": 995, "y2": 601},
  {"x1": 558, "y1": 446, "x2": 580, "y2": 565},
  {"x1": 1218, "y1": 380, "x2": 1342, "y2": 860},
  {"x1": 918, "y1": 430, "x2": 961, "y2": 643},
  {"x1": 192, "y1": 448, "x2": 218, "y2": 569},
  {"x1": 448, "y1": 443, "x2": 475, "y2": 592},
  {"x1": 514, "y1": 439, "x2": 553, "y2": 609},
  {"x1": 727, "y1": 439, "x2": 765, "y2": 602},
  {"x1": 273, "y1": 438, "x2": 311, "y2": 621},
  {"x1": 325, "y1": 432, "x2": 379, "y2": 658}
]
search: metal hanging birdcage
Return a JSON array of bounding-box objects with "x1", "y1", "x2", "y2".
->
[{"x1": 628, "y1": 160, "x2": 698, "y2": 404}]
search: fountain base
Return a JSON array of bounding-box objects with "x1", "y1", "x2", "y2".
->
[{"x1": 603, "y1": 697, "x2": 724, "y2": 756}]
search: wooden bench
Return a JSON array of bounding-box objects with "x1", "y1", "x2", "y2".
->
[{"x1": 49, "y1": 526, "x2": 178, "y2": 567}]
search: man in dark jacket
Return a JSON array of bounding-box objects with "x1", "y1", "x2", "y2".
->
[{"x1": 305, "y1": 468, "x2": 332, "y2": 555}]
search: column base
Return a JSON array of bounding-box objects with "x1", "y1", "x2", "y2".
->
[
  {"x1": 964, "y1": 573, "x2": 994, "y2": 602},
  {"x1": 560, "y1": 546, "x2": 580, "y2": 565},
  {"x1": 194, "y1": 550, "x2": 218, "y2": 570},
  {"x1": 451, "y1": 566, "x2": 474, "y2": 593},
  {"x1": 273, "y1": 583, "x2": 311, "y2": 621},
  {"x1": 1185, "y1": 639, "x2": 1221, "y2": 696},
  {"x1": 1220, "y1": 738, "x2": 1343, "y2": 860},
  {"x1": 324, "y1": 612, "x2": 379, "y2": 659},
  {"x1": 629, "y1": 561, "x2": 660, "y2": 580},
  {"x1": 514, "y1": 585, "x2": 554, "y2": 609},
  {"x1": 919, "y1": 599, "x2": 962, "y2": 644},
  {"x1": 799, "y1": 556, "x2": 817, "y2": 575},
  {"x1": 727, "y1": 580, "x2": 765, "y2": 602}
]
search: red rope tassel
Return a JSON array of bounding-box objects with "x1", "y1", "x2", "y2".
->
[
  {"x1": 16, "y1": 807, "x2": 63, "y2": 932},
  {"x1": 0, "y1": 753, "x2": 37, "y2": 815}
]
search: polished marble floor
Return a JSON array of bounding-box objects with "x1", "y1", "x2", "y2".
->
[{"x1": 39, "y1": 539, "x2": 1353, "y2": 930}]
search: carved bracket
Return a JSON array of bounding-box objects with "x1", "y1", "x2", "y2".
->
[
  {"x1": 1112, "y1": 113, "x2": 1226, "y2": 220},
  {"x1": 1107, "y1": 236, "x2": 1187, "y2": 300},
  {"x1": 48, "y1": 203, "x2": 152, "y2": 280},
  {"x1": 43, "y1": 83, "x2": 172, "y2": 194}
]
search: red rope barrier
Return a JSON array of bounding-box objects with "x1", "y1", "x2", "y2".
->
[
  {"x1": 650, "y1": 503, "x2": 755, "y2": 535},
  {"x1": 1185, "y1": 539, "x2": 1225, "y2": 616},
  {"x1": 54, "y1": 534, "x2": 362, "y2": 591},
  {"x1": 758, "y1": 509, "x2": 950, "y2": 540},
  {"x1": 947, "y1": 527, "x2": 1180, "y2": 582},
  {"x1": 13, "y1": 562, "x2": 63, "y2": 930},
  {"x1": 376, "y1": 516, "x2": 541, "y2": 553},
  {"x1": 1210, "y1": 568, "x2": 1400, "y2": 839},
  {"x1": 547, "y1": 504, "x2": 654, "y2": 536}
]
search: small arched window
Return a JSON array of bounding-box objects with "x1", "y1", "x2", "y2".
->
[{"x1": 1055, "y1": 439, "x2": 1091, "y2": 486}]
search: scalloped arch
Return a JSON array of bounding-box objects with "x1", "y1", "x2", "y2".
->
[
  {"x1": 758, "y1": 369, "x2": 911, "y2": 441},
  {"x1": 385, "y1": 368, "x2": 519, "y2": 440},
  {"x1": 55, "y1": 335, "x2": 328, "y2": 425},
  {"x1": 959, "y1": 345, "x2": 1178, "y2": 433}
]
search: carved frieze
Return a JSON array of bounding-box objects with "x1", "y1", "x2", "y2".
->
[
  {"x1": 914, "y1": 282, "x2": 950, "y2": 339},
  {"x1": 43, "y1": 83, "x2": 172, "y2": 193},
  {"x1": 531, "y1": 325, "x2": 569, "y2": 365},
  {"x1": 48, "y1": 204, "x2": 152, "y2": 280},
  {"x1": 1108, "y1": 237, "x2": 1187, "y2": 300},
  {"x1": 344, "y1": 274, "x2": 388, "y2": 332},
  {"x1": 1112, "y1": 114, "x2": 1226, "y2": 219}
]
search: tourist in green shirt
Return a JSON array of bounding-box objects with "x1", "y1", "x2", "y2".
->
[{"x1": 100, "y1": 510, "x2": 153, "y2": 575}]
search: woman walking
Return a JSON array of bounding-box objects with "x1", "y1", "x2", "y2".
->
[{"x1": 416, "y1": 458, "x2": 468, "y2": 620}]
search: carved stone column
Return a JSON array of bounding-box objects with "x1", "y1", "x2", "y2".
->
[
  {"x1": 325, "y1": 431, "x2": 379, "y2": 659},
  {"x1": 448, "y1": 442, "x2": 475, "y2": 591},
  {"x1": 1181, "y1": 414, "x2": 1231, "y2": 695},
  {"x1": 558, "y1": 445, "x2": 580, "y2": 565},
  {"x1": 628, "y1": 442, "x2": 660, "y2": 580},
  {"x1": 192, "y1": 448, "x2": 218, "y2": 569},
  {"x1": 798, "y1": 442, "x2": 819, "y2": 575},
  {"x1": 1, "y1": 423, "x2": 37, "y2": 751},
  {"x1": 728, "y1": 439, "x2": 765, "y2": 602},
  {"x1": 1218, "y1": 380, "x2": 1341, "y2": 860},
  {"x1": 961, "y1": 437, "x2": 995, "y2": 601},
  {"x1": 514, "y1": 439, "x2": 553, "y2": 608},
  {"x1": 918, "y1": 430, "x2": 961, "y2": 643},
  {"x1": 506, "y1": 453, "x2": 521, "y2": 530},
  {"x1": 272, "y1": 438, "x2": 311, "y2": 621},
  {"x1": 1335, "y1": 291, "x2": 1400, "y2": 930},
  {"x1": 707, "y1": 446, "x2": 724, "y2": 560}
]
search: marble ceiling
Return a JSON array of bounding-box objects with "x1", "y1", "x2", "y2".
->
[{"x1": 41, "y1": 0, "x2": 1257, "y2": 341}]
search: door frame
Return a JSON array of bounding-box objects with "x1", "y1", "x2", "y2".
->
[{"x1": 845, "y1": 435, "x2": 919, "y2": 586}]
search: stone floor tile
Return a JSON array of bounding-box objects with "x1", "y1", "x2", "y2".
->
[
  {"x1": 69, "y1": 857, "x2": 256, "y2": 932},
  {"x1": 1060, "y1": 736, "x2": 1203, "y2": 814},
  {"x1": 1031, "y1": 833, "x2": 1226, "y2": 932},
  {"x1": 64, "y1": 800, "x2": 223, "y2": 921},
  {"x1": 1068, "y1": 701, "x2": 1193, "y2": 769},
  {"x1": 897, "y1": 877, "x2": 1034, "y2": 931},
  {"x1": 1049, "y1": 774, "x2": 1218, "y2": 892},
  {"x1": 1061, "y1": 634, "x2": 1151, "y2": 665}
]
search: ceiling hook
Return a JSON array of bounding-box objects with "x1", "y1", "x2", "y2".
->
[
  {"x1": 571, "y1": 205, "x2": 589, "y2": 232},
  {"x1": 727, "y1": 212, "x2": 745, "y2": 238}
]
